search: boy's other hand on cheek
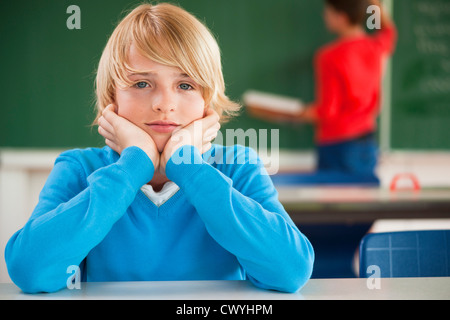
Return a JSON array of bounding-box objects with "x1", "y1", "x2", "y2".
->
[
  {"x1": 98, "y1": 104, "x2": 160, "y2": 169},
  {"x1": 160, "y1": 108, "x2": 220, "y2": 172}
]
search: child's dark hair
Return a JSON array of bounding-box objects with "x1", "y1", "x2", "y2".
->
[{"x1": 325, "y1": 0, "x2": 369, "y2": 26}]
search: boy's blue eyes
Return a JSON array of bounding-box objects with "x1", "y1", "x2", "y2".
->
[
  {"x1": 133, "y1": 81, "x2": 193, "y2": 90},
  {"x1": 135, "y1": 81, "x2": 149, "y2": 89},
  {"x1": 179, "y1": 83, "x2": 192, "y2": 90}
]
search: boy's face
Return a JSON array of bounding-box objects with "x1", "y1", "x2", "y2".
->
[{"x1": 115, "y1": 45, "x2": 206, "y2": 152}]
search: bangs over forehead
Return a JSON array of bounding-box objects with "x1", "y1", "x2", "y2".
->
[
  {"x1": 95, "y1": 3, "x2": 240, "y2": 124},
  {"x1": 110, "y1": 3, "x2": 218, "y2": 92}
]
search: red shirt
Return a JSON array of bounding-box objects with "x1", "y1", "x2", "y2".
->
[{"x1": 312, "y1": 25, "x2": 397, "y2": 145}]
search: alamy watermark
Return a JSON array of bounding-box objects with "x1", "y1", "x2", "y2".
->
[
  {"x1": 169, "y1": 125, "x2": 280, "y2": 175},
  {"x1": 66, "y1": 265, "x2": 81, "y2": 289},
  {"x1": 66, "y1": 5, "x2": 81, "y2": 30},
  {"x1": 67, "y1": 4, "x2": 382, "y2": 31},
  {"x1": 366, "y1": 265, "x2": 381, "y2": 290},
  {"x1": 367, "y1": 5, "x2": 381, "y2": 30},
  {"x1": 68, "y1": 4, "x2": 382, "y2": 30},
  {"x1": 66, "y1": 263, "x2": 382, "y2": 290}
]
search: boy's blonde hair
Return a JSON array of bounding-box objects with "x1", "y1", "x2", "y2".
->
[{"x1": 94, "y1": 2, "x2": 240, "y2": 124}]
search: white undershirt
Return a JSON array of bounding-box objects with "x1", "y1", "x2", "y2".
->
[{"x1": 140, "y1": 181, "x2": 180, "y2": 207}]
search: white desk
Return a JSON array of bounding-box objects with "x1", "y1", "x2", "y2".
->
[{"x1": 1, "y1": 278, "x2": 449, "y2": 300}]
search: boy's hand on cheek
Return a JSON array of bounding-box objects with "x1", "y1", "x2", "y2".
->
[
  {"x1": 98, "y1": 104, "x2": 160, "y2": 169},
  {"x1": 160, "y1": 108, "x2": 220, "y2": 172}
]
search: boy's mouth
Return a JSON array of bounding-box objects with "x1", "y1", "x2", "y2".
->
[{"x1": 145, "y1": 120, "x2": 180, "y2": 133}]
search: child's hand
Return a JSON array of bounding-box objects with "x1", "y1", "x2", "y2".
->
[
  {"x1": 98, "y1": 104, "x2": 160, "y2": 169},
  {"x1": 159, "y1": 108, "x2": 220, "y2": 172}
]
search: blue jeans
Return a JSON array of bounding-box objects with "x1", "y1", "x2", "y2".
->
[{"x1": 271, "y1": 133, "x2": 380, "y2": 186}]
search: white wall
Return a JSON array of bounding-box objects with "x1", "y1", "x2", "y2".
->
[
  {"x1": 0, "y1": 149, "x2": 61, "y2": 283},
  {"x1": 1, "y1": 148, "x2": 450, "y2": 283}
]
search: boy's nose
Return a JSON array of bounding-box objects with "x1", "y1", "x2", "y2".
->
[{"x1": 152, "y1": 90, "x2": 176, "y2": 113}]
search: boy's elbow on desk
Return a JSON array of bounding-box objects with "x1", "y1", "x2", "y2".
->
[
  {"x1": 290, "y1": 245, "x2": 315, "y2": 293},
  {"x1": 6, "y1": 257, "x2": 59, "y2": 294},
  {"x1": 276, "y1": 231, "x2": 315, "y2": 293},
  {"x1": 286, "y1": 237, "x2": 315, "y2": 293},
  {"x1": 7, "y1": 271, "x2": 62, "y2": 294},
  {"x1": 252, "y1": 257, "x2": 314, "y2": 293},
  {"x1": 5, "y1": 233, "x2": 65, "y2": 294},
  {"x1": 253, "y1": 240, "x2": 315, "y2": 293}
]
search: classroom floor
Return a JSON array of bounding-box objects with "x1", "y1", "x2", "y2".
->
[{"x1": 299, "y1": 223, "x2": 372, "y2": 278}]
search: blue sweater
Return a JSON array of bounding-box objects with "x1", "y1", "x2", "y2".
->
[{"x1": 5, "y1": 144, "x2": 314, "y2": 293}]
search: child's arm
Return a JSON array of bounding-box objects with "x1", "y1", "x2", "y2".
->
[
  {"x1": 247, "y1": 105, "x2": 318, "y2": 124},
  {"x1": 4, "y1": 146, "x2": 155, "y2": 293},
  {"x1": 294, "y1": 103, "x2": 319, "y2": 123},
  {"x1": 159, "y1": 113, "x2": 313, "y2": 292},
  {"x1": 369, "y1": 0, "x2": 394, "y2": 29},
  {"x1": 164, "y1": 145, "x2": 314, "y2": 293},
  {"x1": 6, "y1": 104, "x2": 160, "y2": 293},
  {"x1": 369, "y1": 0, "x2": 397, "y2": 61}
]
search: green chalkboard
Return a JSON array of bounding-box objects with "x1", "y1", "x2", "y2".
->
[
  {"x1": 0, "y1": 0, "x2": 331, "y2": 149},
  {"x1": 391, "y1": 0, "x2": 450, "y2": 150}
]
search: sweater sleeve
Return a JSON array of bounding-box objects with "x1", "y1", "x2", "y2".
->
[
  {"x1": 165, "y1": 145, "x2": 314, "y2": 293},
  {"x1": 373, "y1": 23, "x2": 397, "y2": 56},
  {"x1": 4, "y1": 146, "x2": 154, "y2": 293}
]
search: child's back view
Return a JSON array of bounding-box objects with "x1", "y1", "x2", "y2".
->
[
  {"x1": 312, "y1": 0, "x2": 397, "y2": 147},
  {"x1": 265, "y1": 0, "x2": 397, "y2": 185}
]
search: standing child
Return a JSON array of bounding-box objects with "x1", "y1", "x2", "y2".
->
[
  {"x1": 272, "y1": 0, "x2": 397, "y2": 185},
  {"x1": 5, "y1": 3, "x2": 314, "y2": 293}
]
